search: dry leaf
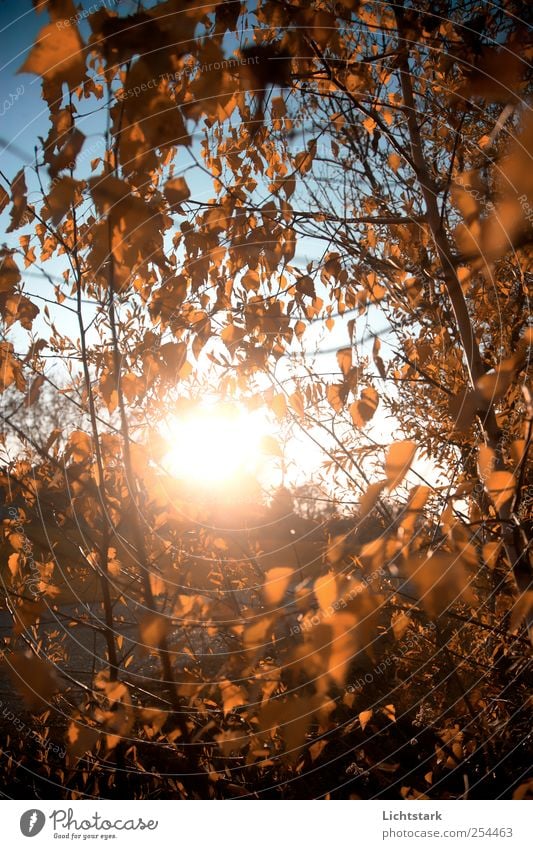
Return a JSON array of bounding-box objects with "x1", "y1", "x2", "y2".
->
[
  {"x1": 385, "y1": 440, "x2": 416, "y2": 489},
  {"x1": 263, "y1": 567, "x2": 293, "y2": 606}
]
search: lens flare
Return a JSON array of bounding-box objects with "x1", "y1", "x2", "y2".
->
[{"x1": 162, "y1": 403, "x2": 271, "y2": 486}]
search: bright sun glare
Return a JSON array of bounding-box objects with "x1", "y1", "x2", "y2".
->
[{"x1": 162, "y1": 403, "x2": 272, "y2": 486}]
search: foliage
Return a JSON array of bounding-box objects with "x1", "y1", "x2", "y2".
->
[{"x1": 0, "y1": 0, "x2": 531, "y2": 799}]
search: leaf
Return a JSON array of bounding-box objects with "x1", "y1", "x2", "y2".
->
[
  {"x1": 400, "y1": 485, "x2": 430, "y2": 536},
  {"x1": 67, "y1": 430, "x2": 92, "y2": 463},
  {"x1": 0, "y1": 341, "x2": 25, "y2": 392},
  {"x1": 0, "y1": 250, "x2": 21, "y2": 293},
  {"x1": 358, "y1": 480, "x2": 386, "y2": 519},
  {"x1": 244, "y1": 614, "x2": 274, "y2": 647},
  {"x1": 219, "y1": 679, "x2": 246, "y2": 716},
  {"x1": 261, "y1": 435, "x2": 283, "y2": 457},
  {"x1": 67, "y1": 722, "x2": 100, "y2": 761},
  {"x1": 164, "y1": 177, "x2": 190, "y2": 210},
  {"x1": 478, "y1": 445, "x2": 495, "y2": 481},
  {"x1": 8, "y1": 553, "x2": 21, "y2": 578},
  {"x1": 271, "y1": 393, "x2": 287, "y2": 420},
  {"x1": 486, "y1": 470, "x2": 515, "y2": 511},
  {"x1": 383, "y1": 704, "x2": 396, "y2": 722},
  {"x1": 326, "y1": 383, "x2": 345, "y2": 413},
  {"x1": 260, "y1": 696, "x2": 313, "y2": 761},
  {"x1": 314, "y1": 574, "x2": 337, "y2": 611},
  {"x1": 349, "y1": 387, "x2": 379, "y2": 427},
  {"x1": 385, "y1": 440, "x2": 416, "y2": 489},
  {"x1": 372, "y1": 335, "x2": 386, "y2": 378},
  {"x1": 6, "y1": 169, "x2": 31, "y2": 233},
  {"x1": 289, "y1": 390, "x2": 305, "y2": 418},
  {"x1": 263, "y1": 567, "x2": 293, "y2": 606},
  {"x1": 0, "y1": 185, "x2": 9, "y2": 214},
  {"x1": 388, "y1": 152, "x2": 401, "y2": 172},
  {"x1": 403, "y1": 551, "x2": 474, "y2": 617},
  {"x1": 44, "y1": 176, "x2": 80, "y2": 226},
  {"x1": 1, "y1": 292, "x2": 39, "y2": 330},
  {"x1": 476, "y1": 356, "x2": 521, "y2": 403},
  {"x1": 325, "y1": 533, "x2": 347, "y2": 566},
  {"x1": 359, "y1": 709, "x2": 373, "y2": 730},
  {"x1": 139, "y1": 613, "x2": 170, "y2": 650},
  {"x1": 27, "y1": 374, "x2": 45, "y2": 405},
  {"x1": 18, "y1": 22, "x2": 85, "y2": 89},
  {"x1": 47, "y1": 126, "x2": 85, "y2": 178},
  {"x1": 336, "y1": 347, "x2": 352, "y2": 377}
]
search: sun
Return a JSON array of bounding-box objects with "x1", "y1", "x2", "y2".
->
[{"x1": 161, "y1": 401, "x2": 273, "y2": 486}]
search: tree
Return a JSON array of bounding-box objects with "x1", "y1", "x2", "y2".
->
[{"x1": 0, "y1": 0, "x2": 531, "y2": 799}]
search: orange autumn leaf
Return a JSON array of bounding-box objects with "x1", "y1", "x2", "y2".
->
[
  {"x1": 385, "y1": 440, "x2": 416, "y2": 489},
  {"x1": 263, "y1": 567, "x2": 293, "y2": 606},
  {"x1": 349, "y1": 387, "x2": 379, "y2": 427}
]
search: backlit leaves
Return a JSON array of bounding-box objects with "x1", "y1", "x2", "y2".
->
[
  {"x1": 66, "y1": 430, "x2": 92, "y2": 463},
  {"x1": 263, "y1": 567, "x2": 293, "y2": 606},
  {"x1": 18, "y1": 22, "x2": 85, "y2": 91},
  {"x1": 486, "y1": 471, "x2": 515, "y2": 513},
  {"x1": 385, "y1": 441, "x2": 416, "y2": 490},
  {"x1": 403, "y1": 551, "x2": 474, "y2": 618},
  {"x1": 164, "y1": 177, "x2": 190, "y2": 210},
  {"x1": 139, "y1": 613, "x2": 170, "y2": 650},
  {"x1": 349, "y1": 387, "x2": 379, "y2": 427}
]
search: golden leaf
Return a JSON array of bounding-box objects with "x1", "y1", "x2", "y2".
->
[
  {"x1": 385, "y1": 440, "x2": 416, "y2": 489},
  {"x1": 18, "y1": 23, "x2": 85, "y2": 88},
  {"x1": 139, "y1": 613, "x2": 170, "y2": 650},
  {"x1": 403, "y1": 551, "x2": 474, "y2": 617},
  {"x1": 327, "y1": 383, "x2": 345, "y2": 413},
  {"x1": 358, "y1": 480, "x2": 386, "y2": 520},
  {"x1": 164, "y1": 177, "x2": 190, "y2": 209},
  {"x1": 67, "y1": 722, "x2": 100, "y2": 761},
  {"x1": 271, "y1": 393, "x2": 287, "y2": 420},
  {"x1": 478, "y1": 445, "x2": 495, "y2": 481},
  {"x1": 483, "y1": 542, "x2": 501, "y2": 570},
  {"x1": 314, "y1": 574, "x2": 338, "y2": 611},
  {"x1": 336, "y1": 347, "x2": 352, "y2": 377},
  {"x1": 388, "y1": 152, "x2": 401, "y2": 172},
  {"x1": 219, "y1": 679, "x2": 246, "y2": 716},
  {"x1": 359, "y1": 709, "x2": 373, "y2": 730},
  {"x1": 289, "y1": 390, "x2": 305, "y2": 418},
  {"x1": 263, "y1": 567, "x2": 293, "y2": 606},
  {"x1": 67, "y1": 430, "x2": 92, "y2": 463},
  {"x1": 349, "y1": 387, "x2": 379, "y2": 427},
  {"x1": 486, "y1": 470, "x2": 515, "y2": 511}
]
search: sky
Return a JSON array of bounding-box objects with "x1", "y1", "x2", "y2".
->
[{"x1": 0, "y1": 0, "x2": 444, "y2": 499}]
